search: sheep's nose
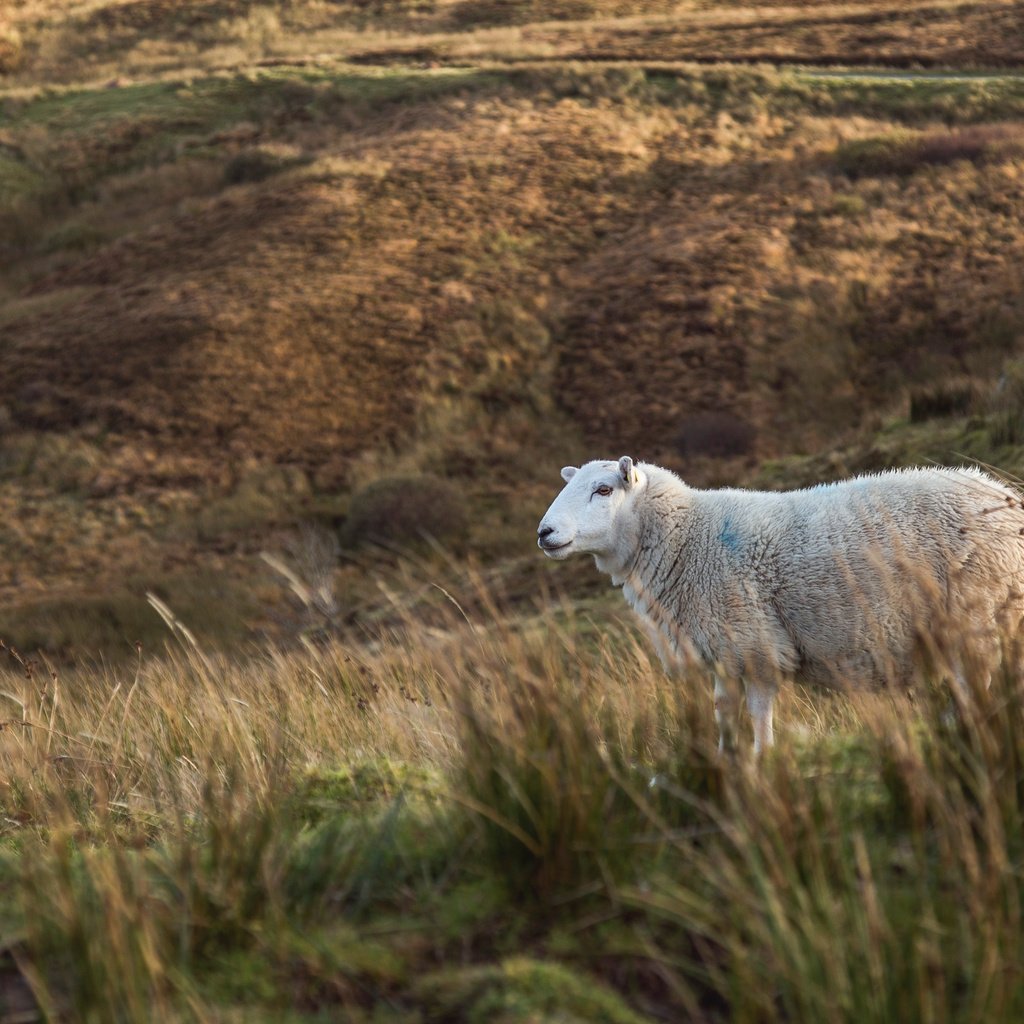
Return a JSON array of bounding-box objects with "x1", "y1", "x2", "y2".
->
[{"x1": 538, "y1": 525, "x2": 554, "y2": 540}]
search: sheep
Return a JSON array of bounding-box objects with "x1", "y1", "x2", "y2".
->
[{"x1": 537, "y1": 457, "x2": 1024, "y2": 754}]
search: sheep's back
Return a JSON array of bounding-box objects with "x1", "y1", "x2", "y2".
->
[{"x1": 749, "y1": 468, "x2": 1024, "y2": 686}]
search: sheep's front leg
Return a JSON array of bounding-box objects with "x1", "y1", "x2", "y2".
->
[
  {"x1": 745, "y1": 680, "x2": 776, "y2": 755},
  {"x1": 713, "y1": 675, "x2": 741, "y2": 756}
]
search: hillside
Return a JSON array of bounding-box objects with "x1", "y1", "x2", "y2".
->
[{"x1": 3, "y1": 2, "x2": 1024, "y2": 656}]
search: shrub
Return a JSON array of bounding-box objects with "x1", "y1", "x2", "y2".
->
[
  {"x1": 223, "y1": 145, "x2": 308, "y2": 186},
  {"x1": 831, "y1": 193, "x2": 868, "y2": 217},
  {"x1": 451, "y1": 0, "x2": 598, "y2": 28},
  {"x1": 341, "y1": 474, "x2": 468, "y2": 552},
  {"x1": 0, "y1": 433, "x2": 102, "y2": 492},
  {"x1": 42, "y1": 220, "x2": 109, "y2": 254},
  {"x1": 675, "y1": 410, "x2": 756, "y2": 461},
  {"x1": 908, "y1": 377, "x2": 979, "y2": 423},
  {"x1": 1, "y1": 573, "x2": 255, "y2": 659},
  {"x1": 834, "y1": 130, "x2": 924, "y2": 178},
  {"x1": 835, "y1": 125, "x2": 1024, "y2": 180},
  {"x1": 916, "y1": 124, "x2": 1024, "y2": 166}
]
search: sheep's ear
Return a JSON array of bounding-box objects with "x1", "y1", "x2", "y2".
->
[
  {"x1": 561, "y1": 466, "x2": 578, "y2": 483},
  {"x1": 618, "y1": 456, "x2": 637, "y2": 488}
]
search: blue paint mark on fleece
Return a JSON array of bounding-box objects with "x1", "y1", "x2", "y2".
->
[{"x1": 719, "y1": 515, "x2": 742, "y2": 553}]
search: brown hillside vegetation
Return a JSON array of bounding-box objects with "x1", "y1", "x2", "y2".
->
[
  {"x1": 3, "y1": 2, "x2": 1024, "y2": 654},
  {"x1": 6, "y1": 0, "x2": 1024, "y2": 79}
]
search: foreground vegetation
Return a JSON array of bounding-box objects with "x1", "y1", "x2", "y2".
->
[{"x1": 2, "y1": 581, "x2": 1023, "y2": 1021}]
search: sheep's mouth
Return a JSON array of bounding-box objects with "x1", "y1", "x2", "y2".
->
[{"x1": 538, "y1": 538, "x2": 573, "y2": 553}]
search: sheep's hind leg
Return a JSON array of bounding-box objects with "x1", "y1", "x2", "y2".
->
[
  {"x1": 714, "y1": 675, "x2": 741, "y2": 756},
  {"x1": 745, "y1": 680, "x2": 776, "y2": 756}
]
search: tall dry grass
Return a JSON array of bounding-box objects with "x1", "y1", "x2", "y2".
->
[{"x1": 2, "y1": 576, "x2": 1024, "y2": 1020}]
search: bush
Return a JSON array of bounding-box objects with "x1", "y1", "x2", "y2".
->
[
  {"x1": 223, "y1": 145, "x2": 308, "y2": 186},
  {"x1": 0, "y1": 434, "x2": 102, "y2": 492},
  {"x1": 835, "y1": 125, "x2": 1024, "y2": 180},
  {"x1": 908, "y1": 377, "x2": 979, "y2": 423},
  {"x1": 341, "y1": 474, "x2": 468, "y2": 552},
  {"x1": 2, "y1": 573, "x2": 255, "y2": 660},
  {"x1": 451, "y1": 0, "x2": 678, "y2": 27},
  {"x1": 675, "y1": 410, "x2": 756, "y2": 461},
  {"x1": 451, "y1": 0, "x2": 598, "y2": 28},
  {"x1": 42, "y1": 220, "x2": 109, "y2": 254}
]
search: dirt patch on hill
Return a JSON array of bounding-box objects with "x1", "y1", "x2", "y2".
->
[
  {"x1": 11, "y1": 181, "x2": 429, "y2": 459},
  {"x1": 557, "y1": 191, "x2": 769, "y2": 459}
]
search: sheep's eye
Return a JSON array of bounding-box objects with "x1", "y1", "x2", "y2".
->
[{"x1": 595, "y1": 485, "x2": 613, "y2": 497}]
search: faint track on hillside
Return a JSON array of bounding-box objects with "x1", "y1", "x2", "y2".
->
[
  {"x1": 250, "y1": 51, "x2": 1024, "y2": 83},
  {"x1": 798, "y1": 68, "x2": 1024, "y2": 80},
  {"x1": 335, "y1": 46, "x2": 1024, "y2": 78}
]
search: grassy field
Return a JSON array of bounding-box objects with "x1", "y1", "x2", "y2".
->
[{"x1": 4, "y1": 2, "x2": 1024, "y2": 1018}]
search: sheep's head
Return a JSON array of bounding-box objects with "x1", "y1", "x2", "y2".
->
[{"x1": 537, "y1": 457, "x2": 645, "y2": 561}]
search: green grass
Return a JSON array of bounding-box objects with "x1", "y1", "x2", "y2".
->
[
  {"x1": 7, "y1": 63, "x2": 1022, "y2": 190},
  {"x1": 413, "y1": 957, "x2": 652, "y2": 1023},
  {"x1": 1, "y1": 64, "x2": 499, "y2": 132},
  {"x1": 791, "y1": 71, "x2": 1024, "y2": 123}
]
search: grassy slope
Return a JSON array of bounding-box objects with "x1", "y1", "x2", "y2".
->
[{"x1": 4, "y1": 43, "x2": 1024, "y2": 652}]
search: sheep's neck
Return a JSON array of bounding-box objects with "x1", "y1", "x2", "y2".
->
[
  {"x1": 594, "y1": 513, "x2": 644, "y2": 585},
  {"x1": 604, "y1": 492, "x2": 698, "y2": 625},
  {"x1": 599, "y1": 495, "x2": 669, "y2": 588}
]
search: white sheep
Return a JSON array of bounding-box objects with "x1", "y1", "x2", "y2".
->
[{"x1": 537, "y1": 457, "x2": 1024, "y2": 754}]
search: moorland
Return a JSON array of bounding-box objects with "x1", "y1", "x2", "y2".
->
[{"x1": 3, "y1": 1, "x2": 1024, "y2": 1020}]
